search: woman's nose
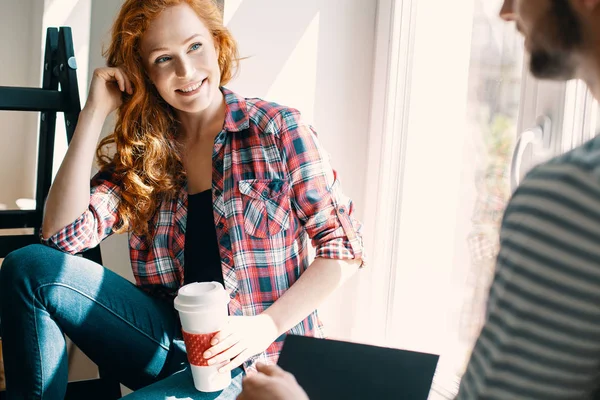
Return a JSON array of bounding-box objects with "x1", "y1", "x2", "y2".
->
[{"x1": 175, "y1": 57, "x2": 195, "y2": 79}]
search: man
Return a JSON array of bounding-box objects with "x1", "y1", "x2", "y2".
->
[
  {"x1": 457, "y1": 0, "x2": 600, "y2": 398},
  {"x1": 237, "y1": 0, "x2": 600, "y2": 398}
]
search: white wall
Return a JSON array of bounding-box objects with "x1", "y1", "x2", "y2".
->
[{"x1": 0, "y1": 0, "x2": 42, "y2": 209}]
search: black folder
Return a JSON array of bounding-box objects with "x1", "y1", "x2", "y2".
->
[{"x1": 278, "y1": 335, "x2": 439, "y2": 400}]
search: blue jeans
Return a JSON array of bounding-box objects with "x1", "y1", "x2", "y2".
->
[{"x1": 0, "y1": 244, "x2": 244, "y2": 399}]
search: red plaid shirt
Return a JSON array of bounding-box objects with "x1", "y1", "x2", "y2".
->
[{"x1": 42, "y1": 88, "x2": 365, "y2": 369}]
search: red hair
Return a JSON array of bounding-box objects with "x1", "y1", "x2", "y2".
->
[{"x1": 96, "y1": 0, "x2": 239, "y2": 235}]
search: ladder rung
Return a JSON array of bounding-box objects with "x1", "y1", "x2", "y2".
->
[
  {"x1": 0, "y1": 87, "x2": 67, "y2": 112},
  {"x1": 0, "y1": 210, "x2": 39, "y2": 229}
]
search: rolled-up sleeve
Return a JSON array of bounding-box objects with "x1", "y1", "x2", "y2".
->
[
  {"x1": 278, "y1": 109, "x2": 365, "y2": 266},
  {"x1": 41, "y1": 169, "x2": 121, "y2": 254}
]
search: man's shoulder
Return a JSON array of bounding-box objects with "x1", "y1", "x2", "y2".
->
[
  {"x1": 520, "y1": 135, "x2": 600, "y2": 192},
  {"x1": 506, "y1": 135, "x2": 600, "y2": 231}
]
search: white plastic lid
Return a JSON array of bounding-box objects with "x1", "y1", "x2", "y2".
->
[{"x1": 173, "y1": 282, "x2": 230, "y2": 313}]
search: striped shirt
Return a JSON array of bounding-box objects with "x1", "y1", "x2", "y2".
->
[
  {"x1": 41, "y1": 87, "x2": 365, "y2": 370},
  {"x1": 457, "y1": 136, "x2": 600, "y2": 399}
]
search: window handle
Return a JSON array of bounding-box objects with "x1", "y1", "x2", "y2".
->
[{"x1": 510, "y1": 116, "x2": 552, "y2": 191}]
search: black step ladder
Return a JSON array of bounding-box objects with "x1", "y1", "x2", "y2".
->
[{"x1": 0, "y1": 27, "x2": 122, "y2": 399}]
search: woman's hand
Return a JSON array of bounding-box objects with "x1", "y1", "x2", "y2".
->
[
  {"x1": 85, "y1": 67, "x2": 133, "y2": 117},
  {"x1": 204, "y1": 314, "x2": 279, "y2": 373},
  {"x1": 237, "y1": 363, "x2": 309, "y2": 400}
]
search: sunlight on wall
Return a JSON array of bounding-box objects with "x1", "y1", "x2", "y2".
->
[
  {"x1": 266, "y1": 12, "x2": 320, "y2": 124},
  {"x1": 223, "y1": 0, "x2": 243, "y2": 25},
  {"x1": 43, "y1": 0, "x2": 82, "y2": 28}
]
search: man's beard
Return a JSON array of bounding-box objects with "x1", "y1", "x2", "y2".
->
[
  {"x1": 528, "y1": 0, "x2": 582, "y2": 80},
  {"x1": 530, "y1": 49, "x2": 577, "y2": 80}
]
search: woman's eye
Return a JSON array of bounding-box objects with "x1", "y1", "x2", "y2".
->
[
  {"x1": 155, "y1": 56, "x2": 171, "y2": 64},
  {"x1": 190, "y1": 43, "x2": 202, "y2": 51}
]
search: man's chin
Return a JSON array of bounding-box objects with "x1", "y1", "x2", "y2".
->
[{"x1": 529, "y1": 50, "x2": 577, "y2": 81}]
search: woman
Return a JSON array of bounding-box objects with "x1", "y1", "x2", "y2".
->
[{"x1": 0, "y1": 0, "x2": 364, "y2": 398}]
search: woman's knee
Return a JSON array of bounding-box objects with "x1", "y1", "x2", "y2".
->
[{"x1": 0, "y1": 244, "x2": 65, "y2": 291}]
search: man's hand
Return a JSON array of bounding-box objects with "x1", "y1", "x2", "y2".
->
[{"x1": 237, "y1": 363, "x2": 309, "y2": 400}]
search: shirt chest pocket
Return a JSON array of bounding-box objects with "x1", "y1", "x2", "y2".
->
[{"x1": 238, "y1": 179, "x2": 291, "y2": 238}]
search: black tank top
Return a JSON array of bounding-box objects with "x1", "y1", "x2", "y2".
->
[{"x1": 183, "y1": 189, "x2": 224, "y2": 286}]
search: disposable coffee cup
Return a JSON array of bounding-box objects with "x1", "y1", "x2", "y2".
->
[{"x1": 174, "y1": 282, "x2": 231, "y2": 392}]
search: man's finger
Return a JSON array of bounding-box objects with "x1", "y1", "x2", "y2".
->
[
  {"x1": 237, "y1": 376, "x2": 267, "y2": 400},
  {"x1": 256, "y1": 362, "x2": 286, "y2": 377},
  {"x1": 243, "y1": 373, "x2": 268, "y2": 385}
]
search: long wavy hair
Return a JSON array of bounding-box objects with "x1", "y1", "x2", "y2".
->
[{"x1": 96, "y1": 0, "x2": 239, "y2": 236}]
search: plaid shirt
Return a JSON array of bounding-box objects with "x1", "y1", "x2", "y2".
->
[{"x1": 42, "y1": 87, "x2": 365, "y2": 369}]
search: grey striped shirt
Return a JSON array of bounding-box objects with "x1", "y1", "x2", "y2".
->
[{"x1": 456, "y1": 136, "x2": 600, "y2": 399}]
